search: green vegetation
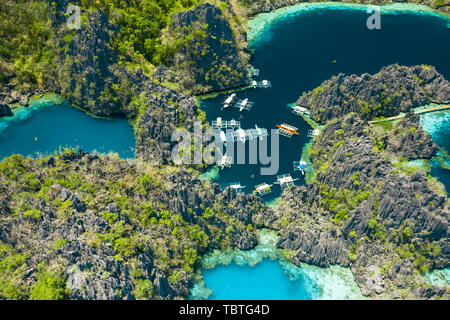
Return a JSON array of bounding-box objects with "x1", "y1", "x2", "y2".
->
[
  {"x1": 78, "y1": 0, "x2": 201, "y2": 65},
  {"x1": 29, "y1": 262, "x2": 69, "y2": 300},
  {"x1": 433, "y1": 0, "x2": 446, "y2": 8},
  {"x1": 301, "y1": 111, "x2": 447, "y2": 291},
  {"x1": 318, "y1": 184, "x2": 372, "y2": 224},
  {"x1": 0, "y1": 0, "x2": 57, "y2": 87},
  {"x1": 133, "y1": 279, "x2": 154, "y2": 300},
  {"x1": 348, "y1": 244, "x2": 357, "y2": 261},
  {"x1": 0, "y1": 243, "x2": 28, "y2": 299}
]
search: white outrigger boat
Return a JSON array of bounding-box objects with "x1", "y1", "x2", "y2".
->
[
  {"x1": 219, "y1": 155, "x2": 232, "y2": 169},
  {"x1": 274, "y1": 174, "x2": 299, "y2": 189},
  {"x1": 307, "y1": 129, "x2": 321, "y2": 138},
  {"x1": 234, "y1": 98, "x2": 254, "y2": 112},
  {"x1": 253, "y1": 183, "x2": 273, "y2": 196},
  {"x1": 217, "y1": 130, "x2": 227, "y2": 146},
  {"x1": 260, "y1": 79, "x2": 271, "y2": 89},
  {"x1": 292, "y1": 105, "x2": 309, "y2": 116},
  {"x1": 229, "y1": 182, "x2": 246, "y2": 193},
  {"x1": 235, "y1": 128, "x2": 246, "y2": 143}
]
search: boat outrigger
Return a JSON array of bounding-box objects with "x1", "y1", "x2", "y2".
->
[
  {"x1": 229, "y1": 182, "x2": 246, "y2": 193},
  {"x1": 211, "y1": 117, "x2": 241, "y2": 129},
  {"x1": 219, "y1": 155, "x2": 232, "y2": 169},
  {"x1": 223, "y1": 93, "x2": 236, "y2": 109},
  {"x1": 234, "y1": 98, "x2": 254, "y2": 112},
  {"x1": 253, "y1": 183, "x2": 273, "y2": 196},
  {"x1": 250, "y1": 80, "x2": 272, "y2": 89},
  {"x1": 276, "y1": 124, "x2": 300, "y2": 137}
]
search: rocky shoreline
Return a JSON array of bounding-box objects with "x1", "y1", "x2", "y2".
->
[
  {"x1": 0, "y1": 150, "x2": 274, "y2": 299},
  {"x1": 244, "y1": 0, "x2": 450, "y2": 16},
  {"x1": 270, "y1": 68, "x2": 450, "y2": 298},
  {"x1": 296, "y1": 64, "x2": 450, "y2": 124}
]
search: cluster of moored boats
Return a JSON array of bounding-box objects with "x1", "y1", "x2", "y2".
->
[
  {"x1": 229, "y1": 173, "x2": 302, "y2": 196},
  {"x1": 214, "y1": 66, "x2": 318, "y2": 196}
]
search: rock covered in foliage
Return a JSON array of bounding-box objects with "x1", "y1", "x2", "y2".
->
[
  {"x1": 171, "y1": 3, "x2": 250, "y2": 94},
  {"x1": 0, "y1": 150, "x2": 274, "y2": 300},
  {"x1": 272, "y1": 115, "x2": 450, "y2": 299},
  {"x1": 56, "y1": 9, "x2": 125, "y2": 116},
  {"x1": 385, "y1": 112, "x2": 439, "y2": 160},
  {"x1": 296, "y1": 65, "x2": 450, "y2": 124},
  {"x1": 133, "y1": 77, "x2": 202, "y2": 165},
  {"x1": 0, "y1": 87, "x2": 31, "y2": 111},
  {"x1": 0, "y1": 103, "x2": 12, "y2": 117}
]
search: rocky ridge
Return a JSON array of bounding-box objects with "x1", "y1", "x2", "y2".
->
[
  {"x1": 0, "y1": 150, "x2": 274, "y2": 299},
  {"x1": 296, "y1": 64, "x2": 450, "y2": 124},
  {"x1": 170, "y1": 3, "x2": 251, "y2": 94},
  {"x1": 385, "y1": 111, "x2": 440, "y2": 160},
  {"x1": 272, "y1": 114, "x2": 450, "y2": 299}
]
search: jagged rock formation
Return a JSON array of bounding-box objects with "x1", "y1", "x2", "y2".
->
[
  {"x1": 0, "y1": 150, "x2": 274, "y2": 300},
  {"x1": 134, "y1": 76, "x2": 201, "y2": 166},
  {"x1": 0, "y1": 85, "x2": 41, "y2": 111},
  {"x1": 171, "y1": 3, "x2": 250, "y2": 94},
  {"x1": 296, "y1": 65, "x2": 450, "y2": 124},
  {"x1": 56, "y1": 9, "x2": 126, "y2": 116},
  {"x1": 385, "y1": 112, "x2": 439, "y2": 160},
  {"x1": 272, "y1": 114, "x2": 450, "y2": 299},
  {"x1": 0, "y1": 0, "x2": 60, "y2": 115},
  {"x1": 50, "y1": 4, "x2": 166, "y2": 118}
]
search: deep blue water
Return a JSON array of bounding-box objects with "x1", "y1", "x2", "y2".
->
[
  {"x1": 200, "y1": 259, "x2": 316, "y2": 300},
  {"x1": 200, "y1": 8, "x2": 450, "y2": 200},
  {"x1": 0, "y1": 101, "x2": 135, "y2": 159}
]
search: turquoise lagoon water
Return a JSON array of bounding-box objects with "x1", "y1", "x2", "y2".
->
[
  {"x1": 425, "y1": 267, "x2": 450, "y2": 287},
  {"x1": 200, "y1": 4, "x2": 450, "y2": 201},
  {"x1": 190, "y1": 230, "x2": 366, "y2": 300},
  {"x1": 196, "y1": 259, "x2": 315, "y2": 299},
  {"x1": 0, "y1": 100, "x2": 135, "y2": 160}
]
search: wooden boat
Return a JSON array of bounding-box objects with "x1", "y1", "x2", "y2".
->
[{"x1": 276, "y1": 124, "x2": 300, "y2": 135}]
